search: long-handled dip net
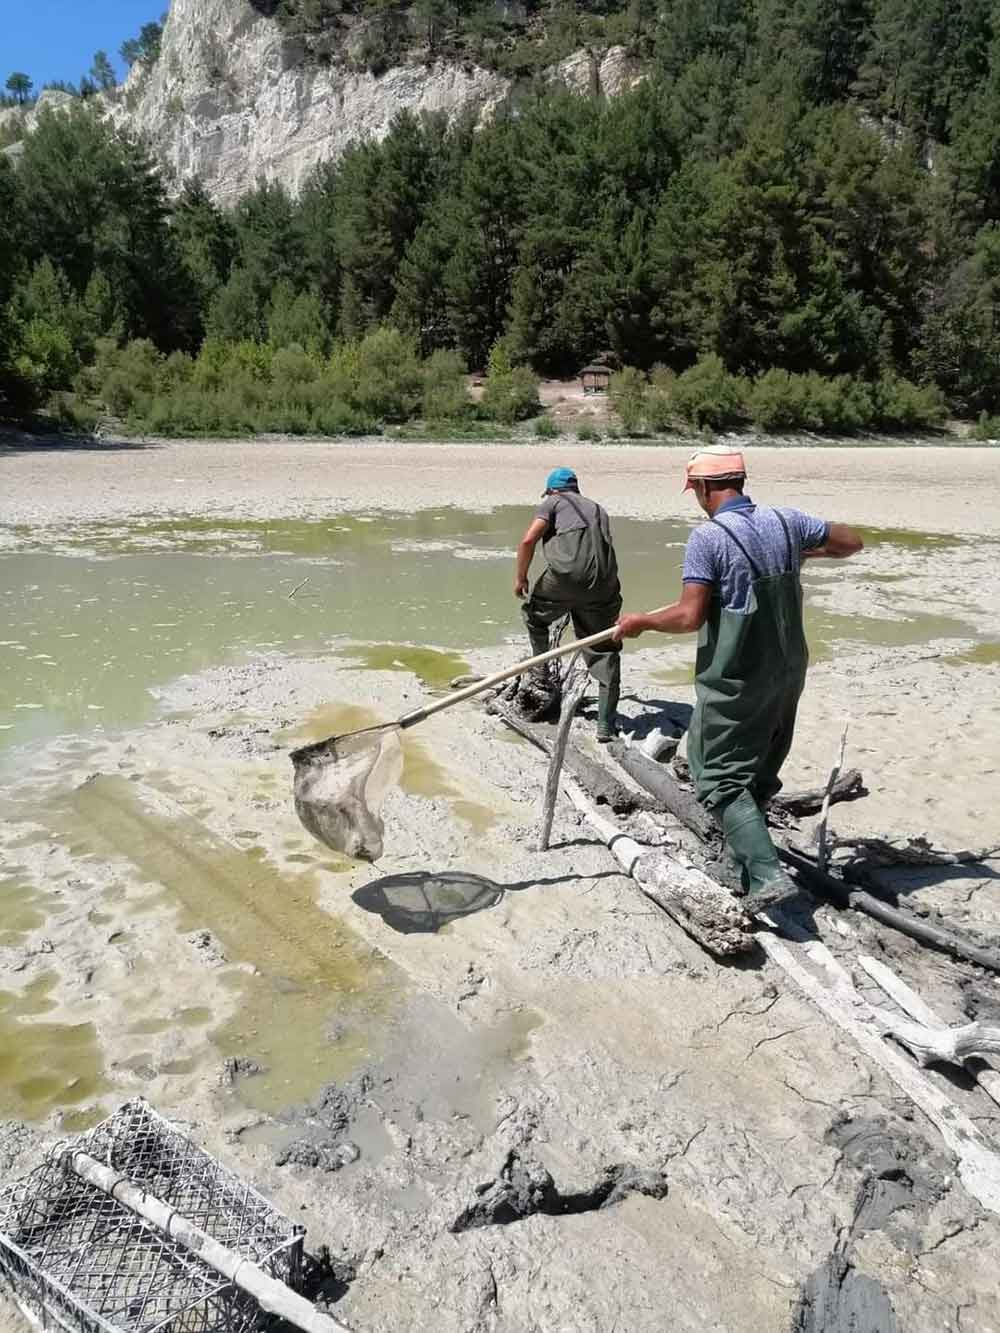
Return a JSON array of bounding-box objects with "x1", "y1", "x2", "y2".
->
[{"x1": 291, "y1": 628, "x2": 617, "y2": 862}]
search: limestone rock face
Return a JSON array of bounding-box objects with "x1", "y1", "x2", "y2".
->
[{"x1": 5, "y1": 0, "x2": 645, "y2": 202}]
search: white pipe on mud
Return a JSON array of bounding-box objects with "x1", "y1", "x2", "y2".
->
[{"x1": 63, "y1": 1150, "x2": 353, "y2": 1333}]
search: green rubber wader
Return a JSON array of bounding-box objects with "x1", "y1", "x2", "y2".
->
[{"x1": 687, "y1": 510, "x2": 808, "y2": 896}]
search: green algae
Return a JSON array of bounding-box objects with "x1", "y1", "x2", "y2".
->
[
  {"x1": 333, "y1": 643, "x2": 471, "y2": 690},
  {"x1": 53, "y1": 774, "x2": 399, "y2": 1114},
  {"x1": 0, "y1": 973, "x2": 106, "y2": 1119}
]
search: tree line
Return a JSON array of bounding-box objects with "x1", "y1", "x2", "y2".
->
[{"x1": 3, "y1": 0, "x2": 1000, "y2": 437}]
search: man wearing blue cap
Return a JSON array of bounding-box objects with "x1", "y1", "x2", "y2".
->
[{"x1": 515, "y1": 468, "x2": 622, "y2": 741}]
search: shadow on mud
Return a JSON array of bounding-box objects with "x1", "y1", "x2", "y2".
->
[{"x1": 353, "y1": 868, "x2": 617, "y2": 934}]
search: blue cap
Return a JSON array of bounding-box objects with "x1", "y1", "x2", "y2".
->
[{"x1": 543, "y1": 467, "x2": 578, "y2": 494}]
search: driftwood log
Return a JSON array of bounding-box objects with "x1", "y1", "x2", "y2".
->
[
  {"x1": 757, "y1": 930, "x2": 1000, "y2": 1216},
  {"x1": 487, "y1": 704, "x2": 653, "y2": 815},
  {"x1": 830, "y1": 834, "x2": 1000, "y2": 867},
  {"x1": 778, "y1": 844, "x2": 1000, "y2": 974},
  {"x1": 493, "y1": 706, "x2": 753, "y2": 957},
  {"x1": 608, "y1": 742, "x2": 716, "y2": 839},
  {"x1": 62, "y1": 1149, "x2": 350, "y2": 1333},
  {"x1": 606, "y1": 749, "x2": 1000, "y2": 975},
  {"x1": 769, "y1": 769, "x2": 867, "y2": 817},
  {"x1": 858, "y1": 954, "x2": 1000, "y2": 1107}
]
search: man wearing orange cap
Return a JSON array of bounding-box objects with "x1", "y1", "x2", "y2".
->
[{"x1": 614, "y1": 446, "x2": 863, "y2": 916}]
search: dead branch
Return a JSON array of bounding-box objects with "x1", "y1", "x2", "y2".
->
[
  {"x1": 769, "y1": 769, "x2": 867, "y2": 817},
  {"x1": 286, "y1": 576, "x2": 311, "y2": 600},
  {"x1": 757, "y1": 930, "x2": 1000, "y2": 1215},
  {"x1": 857, "y1": 955, "x2": 1000, "y2": 1108},
  {"x1": 830, "y1": 834, "x2": 1000, "y2": 867},
  {"x1": 816, "y1": 722, "x2": 849, "y2": 873},
  {"x1": 539, "y1": 657, "x2": 588, "y2": 851}
]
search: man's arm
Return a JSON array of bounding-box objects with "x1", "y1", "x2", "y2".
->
[
  {"x1": 801, "y1": 522, "x2": 864, "y2": 560},
  {"x1": 614, "y1": 583, "x2": 713, "y2": 640},
  {"x1": 515, "y1": 517, "x2": 548, "y2": 597}
]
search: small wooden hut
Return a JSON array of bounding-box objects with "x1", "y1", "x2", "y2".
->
[{"x1": 580, "y1": 364, "x2": 611, "y2": 395}]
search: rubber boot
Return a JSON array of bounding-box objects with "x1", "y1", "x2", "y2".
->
[
  {"x1": 719, "y1": 790, "x2": 799, "y2": 916},
  {"x1": 596, "y1": 657, "x2": 621, "y2": 744}
]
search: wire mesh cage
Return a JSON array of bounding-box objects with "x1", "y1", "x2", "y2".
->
[{"x1": 0, "y1": 1099, "x2": 305, "y2": 1333}]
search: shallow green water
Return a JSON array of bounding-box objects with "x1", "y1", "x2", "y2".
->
[{"x1": 0, "y1": 507, "x2": 988, "y2": 753}]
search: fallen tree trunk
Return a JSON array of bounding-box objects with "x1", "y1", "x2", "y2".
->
[
  {"x1": 487, "y1": 704, "x2": 653, "y2": 814},
  {"x1": 778, "y1": 844, "x2": 1000, "y2": 975},
  {"x1": 607, "y1": 742, "x2": 715, "y2": 839},
  {"x1": 492, "y1": 707, "x2": 753, "y2": 957},
  {"x1": 605, "y1": 746, "x2": 1000, "y2": 975},
  {"x1": 559, "y1": 778, "x2": 754, "y2": 958}
]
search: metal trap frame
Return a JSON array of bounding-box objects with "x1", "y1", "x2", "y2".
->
[{"x1": 0, "y1": 1098, "x2": 304, "y2": 1333}]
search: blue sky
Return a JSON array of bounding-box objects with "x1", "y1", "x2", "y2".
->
[{"x1": 2, "y1": 0, "x2": 163, "y2": 91}]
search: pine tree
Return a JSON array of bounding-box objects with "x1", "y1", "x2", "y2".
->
[{"x1": 90, "y1": 51, "x2": 117, "y2": 92}]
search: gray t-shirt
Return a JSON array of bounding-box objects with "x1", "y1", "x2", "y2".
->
[
  {"x1": 535, "y1": 490, "x2": 606, "y2": 537},
  {"x1": 682, "y1": 498, "x2": 828, "y2": 614}
]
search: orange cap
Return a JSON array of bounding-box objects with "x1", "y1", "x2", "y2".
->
[{"x1": 683, "y1": 446, "x2": 747, "y2": 492}]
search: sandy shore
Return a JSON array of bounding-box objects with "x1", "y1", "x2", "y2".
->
[
  {"x1": 1, "y1": 438, "x2": 999, "y2": 1332},
  {"x1": 4, "y1": 434, "x2": 1000, "y2": 535}
]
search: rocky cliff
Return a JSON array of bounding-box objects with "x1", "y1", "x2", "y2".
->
[{"x1": 3, "y1": 0, "x2": 643, "y2": 204}]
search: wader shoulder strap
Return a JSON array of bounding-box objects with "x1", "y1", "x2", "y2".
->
[
  {"x1": 710, "y1": 517, "x2": 763, "y2": 580},
  {"x1": 772, "y1": 507, "x2": 794, "y2": 570}
]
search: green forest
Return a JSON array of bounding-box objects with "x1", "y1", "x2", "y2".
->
[{"x1": 4, "y1": 0, "x2": 1000, "y2": 438}]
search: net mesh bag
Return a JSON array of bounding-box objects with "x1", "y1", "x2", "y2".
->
[{"x1": 291, "y1": 728, "x2": 404, "y2": 862}]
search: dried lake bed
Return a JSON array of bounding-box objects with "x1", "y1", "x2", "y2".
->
[{"x1": 1, "y1": 437, "x2": 999, "y2": 1331}]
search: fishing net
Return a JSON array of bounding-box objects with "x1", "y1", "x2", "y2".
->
[{"x1": 291, "y1": 728, "x2": 404, "y2": 862}]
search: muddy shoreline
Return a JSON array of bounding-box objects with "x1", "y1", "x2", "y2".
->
[
  {"x1": 1, "y1": 442, "x2": 999, "y2": 1331},
  {"x1": 4, "y1": 434, "x2": 1000, "y2": 536}
]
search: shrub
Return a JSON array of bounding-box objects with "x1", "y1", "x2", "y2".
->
[
  {"x1": 671, "y1": 354, "x2": 746, "y2": 430},
  {"x1": 534, "y1": 414, "x2": 559, "y2": 438},
  {"x1": 351, "y1": 327, "x2": 423, "y2": 422},
  {"x1": 608, "y1": 366, "x2": 647, "y2": 434},
  {"x1": 421, "y1": 348, "x2": 470, "y2": 421},
  {"x1": 50, "y1": 393, "x2": 101, "y2": 434},
  {"x1": 973, "y1": 412, "x2": 1000, "y2": 441},
  {"x1": 271, "y1": 342, "x2": 322, "y2": 387},
  {"x1": 159, "y1": 350, "x2": 194, "y2": 393},
  {"x1": 577, "y1": 421, "x2": 601, "y2": 441},
  {"x1": 99, "y1": 338, "x2": 161, "y2": 417},
  {"x1": 14, "y1": 318, "x2": 79, "y2": 399},
  {"x1": 644, "y1": 365, "x2": 677, "y2": 432},
  {"x1": 310, "y1": 401, "x2": 375, "y2": 436},
  {"x1": 480, "y1": 343, "x2": 539, "y2": 424},
  {"x1": 870, "y1": 375, "x2": 947, "y2": 430}
]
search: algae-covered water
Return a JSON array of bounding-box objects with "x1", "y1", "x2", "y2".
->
[{"x1": 0, "y1": 508, "x2": 986, "y2": 753}]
